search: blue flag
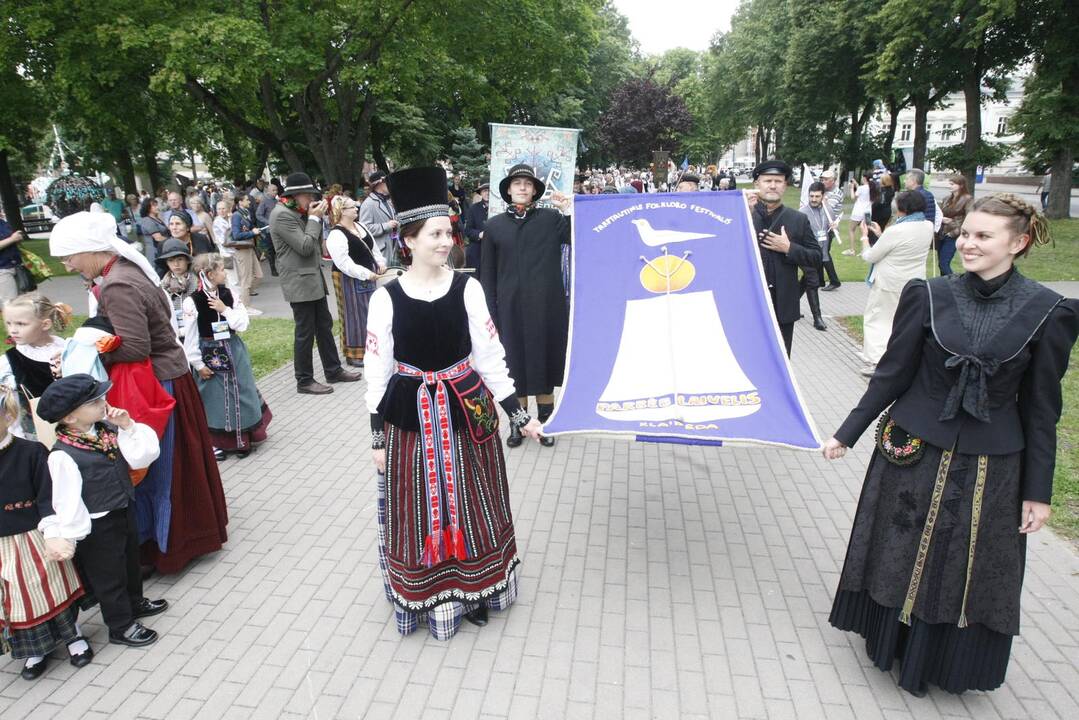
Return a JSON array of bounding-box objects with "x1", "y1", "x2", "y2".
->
[
  {"x1": 680, "y1": 155, "x2": 689, "y2": 171},
  {"x1": 543, "y1": 192, "x2": 821, "y2": 450}
]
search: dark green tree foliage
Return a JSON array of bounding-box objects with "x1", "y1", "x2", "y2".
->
[
  {"x1": 598, "y1": 75, "x2": 693, "y2": 166},
  {"x1": 447, "y1": 127, "x2": 488, "y2": 189},
  {"x1": 1010, "y1": 0, "x2": 1078, "y2": 218}
]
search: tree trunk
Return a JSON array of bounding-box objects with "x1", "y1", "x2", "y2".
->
[
  {"x1": 253, "y1": 145, "x2": 269, "y2": 182},
  {"x1": 115, "y1": 149, "x2": 138, "y2": 194},
  {"x1": 140, "y1": 135, "x2": 160, "y2": 191},
  {"x1": 960, "y1": 46, "x2": 984, "y2": 194},
  {"x1": 0, "y1": 150, "x2": 25, "y2": 234},
  {"x1": 912, "y1": 96, "x2": 930, "y2": 170},
  {"x1": 883, "y1": 94, "x2": 900, "y2": 161},
  {"x1": 1046, "y1": 146, "x2": 1072, "y2": 219}
]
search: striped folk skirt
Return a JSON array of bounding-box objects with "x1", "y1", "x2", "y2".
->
[
  {"x1": 0, "y1": 529, "x2": 84, "y2": 658},
  {"x1": 332, "y1": 270, "x2": 375, "y2": 363},
  {"x1": 378, "y1": 423, "x2": 520, "y2": 640}
]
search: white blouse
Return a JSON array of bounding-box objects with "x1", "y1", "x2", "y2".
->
[
  {"x1": 363, "y1": 273, "x2": 518, "y2": 414},
  {"x1": 326, "y1": 224, "x2": 385, "y2": 281},
  {"x1": 181, "y1": 295, "x2": 250, "y2": 370},
  {"x1": 43, "y1": 421, "x2": 161, "y2": 538}
]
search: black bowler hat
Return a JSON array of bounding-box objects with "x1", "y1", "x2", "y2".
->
[
  {"x1": 37, "y1": 374, "x2": 113, "y2": 423},
  {"x1": 752, "y1": 160, "x2": 793, "y2": 181},
  {"x1": 281, "y1": 172, "x2": 319, "y2": 196},
  {"x1": 386, "y1": 168, "x2": 451, "y2": 226},
  {"x1": 367, "y1": 170, "x2": 388, "y2": 186},
  {"x1": 498, "y1": 163, "x2": 546, "y2": 204}
]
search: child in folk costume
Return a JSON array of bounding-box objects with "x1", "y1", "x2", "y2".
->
[
  {"x1": 1, "y1": 293, "x2": 70, "y2": 439},
  {"x1": 183, "y1": 253, "x2": 271, "y2": 459},
  {"x1": 157, "y1": 239, "x2": 197, "y2": 340},
  {"x1": 823, "y1": 195, "x2": 1079, "y2": 696},
  {"x1": 0, "y1": 386, "x2": 89, "y2": 680},
  {"x1": 326, "y1": 194, "x2": 386, "y2": 368},
  {"x1": 365, "y1": 168, "x2": 545, "y2": 640},
  {"x1": 36, "y1": 375, "x2": 169, "y2": 649}
]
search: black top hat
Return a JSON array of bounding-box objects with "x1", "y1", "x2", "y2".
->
[
  {"x1": 498, "y1": 164, "x2": 546, "y2": 205},
  {"x1": 386, "y1": 168, "x2": 451, "y2": 226},
  {"x1": 752, "y1": 160, "x2": 793, "y2": 181},
  {"x1": 281, "y1": 172, "x2": 319, "y2": 196},
  {"x1": 37, "y1": 374, "x2": 113, "y2": 423}
]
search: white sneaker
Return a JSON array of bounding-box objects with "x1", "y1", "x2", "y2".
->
[{"x1": 247, "y1": 307, "x2": 264, "y2": 316}]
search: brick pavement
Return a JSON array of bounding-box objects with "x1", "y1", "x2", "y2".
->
[{"x1": 2, "y1": 288, "x2": 1078, "y2": 720}]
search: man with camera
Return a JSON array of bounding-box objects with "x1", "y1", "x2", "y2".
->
[
  {"x1": 751, "y1": 160, "x2": 822, "y2": 356},
  {"x1": 270, "y1": 172, "x2": 361, "y2": 395}
]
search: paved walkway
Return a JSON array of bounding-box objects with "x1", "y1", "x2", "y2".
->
[{"x1": 2, "y1": 283, "x2": 1078, "y2": 720}]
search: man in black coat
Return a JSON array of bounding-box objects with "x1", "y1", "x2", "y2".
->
[
  {"x1": 751, "y1": 160, "x2": 822, "y2": 356},
  {"x1": 463, "y1": 182, "x2": 489, "y2": 277},
  {"x1": 481, "y1": 164, "x2": 571, "y2": 448}
]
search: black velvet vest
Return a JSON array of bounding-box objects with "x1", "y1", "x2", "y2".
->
[
  {"x1": 377, "y1": 272, "x2": 474, "y2": 431},
  {"x1": 191, "y1": 286, "x2": 235, "y2": 340},
  {"x1": 5, "y1": 347, "x2": 54, "y2": 398},
  {"x1": 332, "y1": 224, "x2": 378, "y2": 272},
  {"x1": 53, "y1": 425, "x2": 133, "y2": 514}
]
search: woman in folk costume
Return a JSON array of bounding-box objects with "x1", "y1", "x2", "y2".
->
[
  {"x1": 182, "y1": 253, "x2": 272, "y2": 459},
  {"x1": 326, "y1": 194, "x2": 386, "y2": 368},
  {"x1": 1, "y1": 293, "x2": 71, "y2": 439},
  {"x1": 823, "y1": 194, "x2": 1079, "y2": 696},
  {"x1": 0, "y1": 386, "x2": 90, "y2": 680},
  {"x1": 49, "y1": 212, "x2": 227, "y2": 575},
  {"x1": 365, "y1": 168, "x2": 544, "y2": 640}
]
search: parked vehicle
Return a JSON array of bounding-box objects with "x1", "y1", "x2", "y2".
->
[{"x1": 20, "y1": 203, "x2": 56, "y2": 234}]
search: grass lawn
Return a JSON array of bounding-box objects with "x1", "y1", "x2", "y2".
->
[
  {"x1": 735, "y1": 184, "x2": 1079, "y2": 283},
  {"x1": 835, "y1": 315, "x2": 1079, "y2": 540},
  {"x1": 1, "y1": 316, "x2": 294, "y2": 380},
  {"x1": 21, "y1": 238, "x2": 74, "y2": 278}
]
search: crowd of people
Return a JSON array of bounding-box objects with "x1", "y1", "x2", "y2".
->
[{"x1": 0, "y1": 154, "x2": 1075, "y2": 706}]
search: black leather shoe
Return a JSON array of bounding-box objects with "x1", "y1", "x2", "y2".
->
[
  {"x1": 20, "y1": 658, "x2": 47, "y2": 680},
  {"x1": 465, "y1": 606, "x2": 489, "y2": 627},
  {"x1": 213, "y1": 447, "x2": 225, "y2": 462},
  {"x1": 109, "y1": 622, "x2": 158, "y2": 647},
  {"x1": 132, "y1": 598, "x2": 169, "y2": 619},
  {"x1": 236, "y1": 450, "x2": 251, "y2": 459},
  {"x1": 821, "y1": 283, "x2": 841, "y2": 292},
  {"x1": 346, "y1": 359, "x2": 365, "y2": 368},
  {"x1": 506, "y1": 425, "x2": 523, "y2": 448},
  {"x1": 298, "y1": 381, "x2": 334, "y2": 395},
  {"x1": 813, "y1": 317, "x2": 827, "y2": 331},
  {"x1": 326, "y1": 368, "x2": 362, "y2": 383},
  {"x1": 68, "y1": 641, "x2": 94, "y2": 668},
  {"x1": 539, "y1": 435, "x2": 556, "y2": 447}
]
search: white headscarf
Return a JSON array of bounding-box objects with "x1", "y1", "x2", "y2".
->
[{"x1": 49, "y1": 211, "x2": 159, "y2": 285}]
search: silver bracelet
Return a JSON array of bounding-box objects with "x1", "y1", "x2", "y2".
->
[
  {"x1": 509, "y1": 408, "x2": 531, "y2": 430},
  {"x1": 371, "y1": 430, "x2": 386, "y2": 449}
]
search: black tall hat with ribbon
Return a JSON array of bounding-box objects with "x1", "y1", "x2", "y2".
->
[{"x1": 386, "y1": 168, "x2": 451, "y2": 226}]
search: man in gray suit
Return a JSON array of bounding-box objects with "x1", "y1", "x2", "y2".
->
[
  {"x1": 359, "y1": 170, "x2": 398, "y2": 262},
  {"x1": 270, "y1": 172, "x2": 361, "y2": 394}
]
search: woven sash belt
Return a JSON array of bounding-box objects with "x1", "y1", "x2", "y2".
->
[{"x1": 395, "y1": 358, "x2": 472, "y2": 567}]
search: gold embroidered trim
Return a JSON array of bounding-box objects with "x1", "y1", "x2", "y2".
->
[
  {"x1": 899, "y1": 448, "x2": 954, "y2": 625},
  {"x1": 958, "y1": 454, "x2": 988, "y2": 628}
]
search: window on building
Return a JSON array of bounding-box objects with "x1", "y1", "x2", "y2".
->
[
  {"x1": 996, "y1": 116, "x2": 1009, "y2": 135},
  {"x1": 926, "y1": 123, "x2": 933, "y2": 139},
  {"x1": 942, "y1": 123, "x2": 953, "y2": 139},
  {"x1": 900, "y1": 123, "x2": 911, "y2": 142}
]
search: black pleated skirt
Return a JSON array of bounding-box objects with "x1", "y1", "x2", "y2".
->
[{"x1": 831, "y1": 589, "x2": 1013, "y2": 694}]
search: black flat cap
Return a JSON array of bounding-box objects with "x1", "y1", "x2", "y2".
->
[
  {"x1": 37, "y1": 374, "x2": 112, "y2": 423},
  {"x1": 752, "y1": 160, "x2": 793, "y2": 180}
]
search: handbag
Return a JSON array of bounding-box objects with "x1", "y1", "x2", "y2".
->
[
  {"x1": 874, "y1": 412, "x2": 925, "y2": 466},
  {"x1": 200, "y1": 340, "x2": 234, "y2": 373},
  {"x1": 21, "y1": 247, "x2": 54, "y2": 283},
  {"x1": 14, "y1": 263, "x2": 36, "y2": 293}
]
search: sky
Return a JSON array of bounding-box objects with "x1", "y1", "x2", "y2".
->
[{"x1": 611, "y1": 0, "x2": 740, "y2": 55}]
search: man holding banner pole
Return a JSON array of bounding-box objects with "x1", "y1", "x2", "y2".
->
[
  {"x1": 752, "y1": 160, "x2": 822, "y2": 356},
  {"x1": 481, "y1": 164, "x2": 572, "y2": 448}
]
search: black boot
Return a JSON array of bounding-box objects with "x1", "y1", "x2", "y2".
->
[
  {"x1": 821, "y1": 261, "x2": 841, "y2": 291},
  {"x1": 465, "y1": 605, "x2": 488, "y2": 627},
  {"x1": 506, "y1": 424, "x2": 523, "y2": 448},
  {"x1": 807, "y1": 289, "x2": 827, "y2": 331},
  {"x1": 537, "y1": 403, "x2": 556, "y2": 447}
]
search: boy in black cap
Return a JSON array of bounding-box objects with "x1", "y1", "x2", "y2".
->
[
  {"x1": 37, "y1": 374, "x2": 168, "y2": 648},
  {"x1": 751, "y1": 160, "x2": 821, "y2": 355}
]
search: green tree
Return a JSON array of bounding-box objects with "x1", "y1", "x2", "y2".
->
[
  {"x1": 1010, "y1": 0, "x2": 1078, "y2": 218},
  {"x1": 446, "y1": 127, "x2": 488, "y2": 190}
]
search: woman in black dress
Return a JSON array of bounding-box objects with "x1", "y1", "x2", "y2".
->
[{"x1": 823, "y1": 193, "x2": 1078, "y2": 696}]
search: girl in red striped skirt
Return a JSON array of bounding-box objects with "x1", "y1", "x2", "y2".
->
[
  {"x1": 0, "y1": 386, "x2": 90, "y2": 680},
  {"x1": 365, "y1": 168, "x2": 546, "y2": 640}
]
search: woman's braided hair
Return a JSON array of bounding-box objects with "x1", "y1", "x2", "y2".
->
[{"x1": 970, "y1": 192, "x2": 1051, "y2": 257}]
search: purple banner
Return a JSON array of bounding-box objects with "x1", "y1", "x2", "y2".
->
[{"x1": 543, "y1": 191, "x2": 821, "y2": 450}]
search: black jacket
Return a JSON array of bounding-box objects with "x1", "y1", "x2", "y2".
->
[
  {"x1": 751, "y1": 204, "x2": 821, "y2": 323},
  {"x1": 835, "y1": 274, "x2": 1079, "y2": 503}
]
